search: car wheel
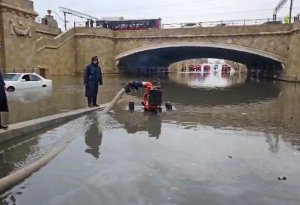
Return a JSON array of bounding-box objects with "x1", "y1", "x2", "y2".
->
[{"x1": 6, "y1": 86, "x2": 15, "y2": 92}]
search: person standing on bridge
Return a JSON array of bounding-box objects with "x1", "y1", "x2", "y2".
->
[
  {"x1": 84, "y1": 56, "x2": 103, "y2": 107},
  {"x1": 0, "y1": 70, "x2": 8, "y2": 129},
  {"x1": 90, "y1": 19, "x2": 94, "y2": 27}
]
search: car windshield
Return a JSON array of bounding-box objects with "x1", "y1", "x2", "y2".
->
[{"x1": 3, "y1": 74, "x2": 21, "y2": 81}]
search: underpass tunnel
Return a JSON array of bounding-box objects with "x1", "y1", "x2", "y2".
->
[{"x1": 117, "y1": 46, "x2": 284, "y2": 74}]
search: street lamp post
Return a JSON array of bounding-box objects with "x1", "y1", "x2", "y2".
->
[{"x1": 289, "y1": 0, "x2": 293, "y2": 24}]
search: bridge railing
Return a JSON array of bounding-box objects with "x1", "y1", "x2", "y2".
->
[
  {"x1": 162, "y1": 17, "x2": 286, "y2": 29},
  {"x1": 73, "y1": 17, "x2": 291, "y2": 29}
]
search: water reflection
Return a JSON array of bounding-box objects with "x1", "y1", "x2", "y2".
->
[
  {"x1": 6, "y1": 76, "x2": 125, "y2": 124},
  {"x1": 265, "y1": 133, "x2": 280, "y2": 153},
  {"x1": 164, "y1": 76, "x2": 281, "y2": 106},
  {"x1": 2, "y1": 75, "x2": 300, "y2": 205},
  {"x1": 114, "y1": 108, "x2": 162, "y2": 139},
  {"x1": 6, "y1": 87, "x2": 53, "y2": 103},
  {"x1": 84, "y1": 114, "x2": 103, "y2": 159},
  {"x1": 172, "y1": 72, "x2": 246, "y2": 88}
]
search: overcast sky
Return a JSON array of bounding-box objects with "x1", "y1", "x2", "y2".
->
[{"x1": 33, "y1": 0, "x2": 299, "y2": 28}]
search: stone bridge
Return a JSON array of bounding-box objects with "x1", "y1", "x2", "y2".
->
[
  {"x1": 114, "y1": 26, "x2": 289, "y2": 73},
  {"x1": 1, "y1": 0, "x2": 300, "y2": 81}
]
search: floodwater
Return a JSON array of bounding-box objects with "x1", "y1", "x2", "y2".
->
[
  {"x1": 4, "y1": 75, "x2": 125, "y2": 124},
  {"x1": 1, "y1": 72, "x2": 300, "y2": 205}
]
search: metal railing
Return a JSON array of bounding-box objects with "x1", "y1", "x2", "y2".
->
[
  {"x1": 162, "y1": 17, "x2": 287, "y2": 29},
  {"x1": 72, "y1": 16, "x2": 296, "y2": 30}
]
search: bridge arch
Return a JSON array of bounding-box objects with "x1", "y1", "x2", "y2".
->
[{"x1": 116, "y1": 42, "x2": 286, "y2": 72}]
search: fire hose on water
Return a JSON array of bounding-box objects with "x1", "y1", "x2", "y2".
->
[{"x1": 0, "y1": 87, "x2": 127, "y2": 193}]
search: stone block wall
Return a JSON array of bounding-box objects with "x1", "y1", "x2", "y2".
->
[
  {"x1": 114, "y1": 24, "x2": 291, "y2": 61},
  {"x1": 0, "y1": 0, "x2": 63, "y2": 74},
  {"x1": 36, "y1": 38, "x2": 76, "y2": 75},
  {"x1": 1, "y1": 0, "x2": 37, "y2": 72},
  {"x1": 35, "y1": 23, "x2": 61, "y2": 39},
  {"x1": 0, "y1": 10, "x2": 5, "y2": 70},
  {"x1": 74, "y1": 28, "x2": 116, "y2": 74},
  {"x1": 0, "y1": 0, "x2": 35, "y2": 12},
  {"x1": 35, "y1": 28, "x2": 116, "y2": 74},
  {"x1": 282, "y1": 20, "x2": 300, "y2": 81}
]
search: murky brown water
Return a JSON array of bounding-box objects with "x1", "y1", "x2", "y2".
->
[{"x1": 1, "y1": 73, "x2": 300, "y2": 205}]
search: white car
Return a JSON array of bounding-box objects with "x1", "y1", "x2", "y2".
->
[{"x1": 3, "y1": 73, "x2": 52, "y2": 92}]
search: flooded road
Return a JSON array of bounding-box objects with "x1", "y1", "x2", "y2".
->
[
  {"x1": 4, "y1": 75, "x2": 126, "y2": 124},
  {"x1": 1, "y1": 73, "x2": 300, "y2": 205}
]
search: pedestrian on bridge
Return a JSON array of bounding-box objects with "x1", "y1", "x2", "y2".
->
[
  {"x1": 0, "y1": 70, "x2": 8, "y2": 129},
  {"x1": 90, "y1": 19, "x2": 94, "y2": 27},
  {"x1": 84, "y1": 56, "x2": 103, "y2": 107}
]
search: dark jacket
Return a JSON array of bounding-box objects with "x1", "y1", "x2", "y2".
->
[
  {"x1": 84, "y1": 63, "x2": 103, "y2": 97},
  {"x1": 0, "y1": 71, "x2": 8, "y2": 112}
]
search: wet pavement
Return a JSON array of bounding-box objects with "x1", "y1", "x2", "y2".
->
[{"x1": 1, "y1": 73, "x2": 300, "y2": 205}]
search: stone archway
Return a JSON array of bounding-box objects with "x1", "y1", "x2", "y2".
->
[
  {"x1": 116, "y1": 42, "x2": 286, "y2": 64},
  {"x1": 116, "y1": 42, "x2": 286, "y2": 73}
]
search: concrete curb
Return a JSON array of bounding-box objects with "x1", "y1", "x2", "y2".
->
[{"x1": 0, "y1": 104, "x2": 108, "y2": 144}]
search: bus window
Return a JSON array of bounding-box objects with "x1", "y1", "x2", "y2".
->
[{"x1": 96, "y1": 21, "x2": 103, "y2": 27}]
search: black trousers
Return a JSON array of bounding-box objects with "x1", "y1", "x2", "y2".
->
[
  {"x1": 0, "y1": 87, "x2": 9, "y2": 112},
  {"x1": 87, "y1": 96, "x2": 97, "y2": 106}
]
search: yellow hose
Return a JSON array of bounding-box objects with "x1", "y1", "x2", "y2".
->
[
  {"x1": 102, "y1": 88, "x2": 125, "y2": 113},
  {"x1": 0, "y1": 146, "x2": 66, "y2": 193}
]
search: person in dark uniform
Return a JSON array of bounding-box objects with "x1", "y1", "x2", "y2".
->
[
  {"x1": 84, "y1": 56, "x2": 103, "y2": 107},
  {"x1": 90, "y1": 19, "x2": 94, "y2": 27},
  {"x1": 0, "y1": 70, "x2": 8, "y2": 129}
]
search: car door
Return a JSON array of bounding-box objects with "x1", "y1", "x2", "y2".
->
[
  {"x1": 20, "y1": 74, "x2": 35, "y2": 89},
  {"x1": 29, "y1": 74, "x2": 43, "y2": 87}
]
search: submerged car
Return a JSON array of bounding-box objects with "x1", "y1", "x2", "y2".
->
[{"x1": 3, "y1": 73, "x2": 52, "y2": 92}]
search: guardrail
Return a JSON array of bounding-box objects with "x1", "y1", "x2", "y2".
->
[
  {"x1": 162, "y1": 17, "x2": 287, "y2": 28},
  {"x1": 72, "y1": 16, "x2": 298, "y2": 30}
]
